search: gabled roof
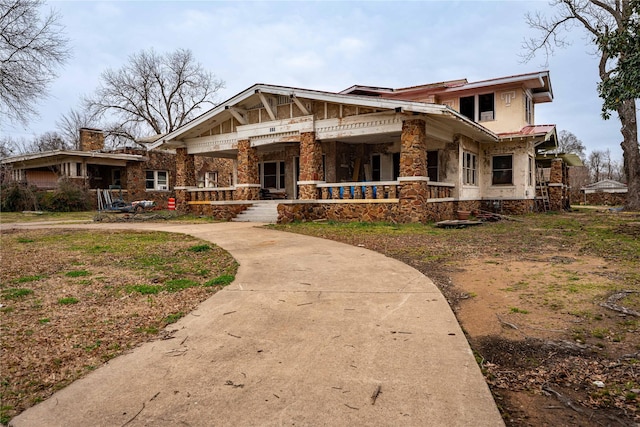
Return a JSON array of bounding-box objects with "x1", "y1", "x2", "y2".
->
[
  {"x1": 582, "y1": 179, "x2": 627, "y2": 190},
  {"x1": 149, "y1": 83, "x2": 500, "y2": 150}
]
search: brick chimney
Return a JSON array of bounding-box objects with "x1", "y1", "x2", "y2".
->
[{"x1": 79, "y1": 128, "x2": 105, "y2": 151}]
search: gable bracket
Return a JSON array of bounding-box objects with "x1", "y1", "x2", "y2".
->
[
  {"x1": 290, "y1": 94, "x2": 310, "y2": 115},
  {"x1": 225, "y1": 106, "x2": 248, "y2": 125},
  {"x1": 256, "y1": 90, "x2": 277, "y2": 121}
]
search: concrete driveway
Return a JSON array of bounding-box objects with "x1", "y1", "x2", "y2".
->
[{"x1": 5, "y1": 221, "x2": 503, "y2": 426}]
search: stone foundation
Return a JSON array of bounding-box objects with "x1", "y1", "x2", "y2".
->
[
  {"x1": 480, "y1": 199, "x2": 535, "y2": 215},
  {"x1": 583, "y1": 192, "x2": 627, "y2": 206},
  {"x1": 189, "y1": 203, "x2": 251, "y2": 220},
  {"x1": 278, "y1": 200, "x2": 457, "y2": 224}
]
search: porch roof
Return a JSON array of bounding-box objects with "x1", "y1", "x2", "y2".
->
[
  {"x1": 149, "y1": 83, "x2": 499, "y2": 152},
  {"x1": 498, "y1": 124, "x2": 558, "y2": 151},
  {"x1": 1, "y1": 150, "x2": 147, "y2": 169}
]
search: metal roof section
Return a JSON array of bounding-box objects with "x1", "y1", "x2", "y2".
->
[
  {"x1": 498, "y1": 124, "x2": 558, "y2": 151},
  {"x1": 149, "y1": 83, "x2": 500, "y2": 151},
  {"x1": 339, "y1": 71, "x2": 552, "y2": 103}
]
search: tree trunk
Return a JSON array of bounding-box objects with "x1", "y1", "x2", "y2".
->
[{"x1": 617, "y1": 98, "x2": 640, "y2": 210}]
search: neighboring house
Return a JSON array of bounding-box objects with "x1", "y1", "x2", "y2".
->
[
  {"x1": 142, "y1": 71, "x2": 574, "y2": 223},
  {"x1": 581, "y1": 179, "x2": 628, "y2": 206},
  {"x1": 1, "y1": 128, "x2": 233, "y2": 209}
]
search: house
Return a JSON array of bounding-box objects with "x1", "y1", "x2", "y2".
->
[
  {"x1": 581, "y1": 179, "x2": 628, "y2": 205},
  {"x1": 1, "y1": 128, "x2": 233, "y2": 209},
  {"x1": 143, "y1": 71, "x2": 573, "y2": 223}
]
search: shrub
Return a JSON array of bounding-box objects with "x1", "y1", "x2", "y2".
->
[
  {"x1": 39, "y1": 179, "x2": 91, "y2": 212},
  {"x1": 0, "y1": 182, "x2": 39, "y2": 212}
]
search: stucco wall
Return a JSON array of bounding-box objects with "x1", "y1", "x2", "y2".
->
[{"x1": 481, "y1": 140, "x2": 534, "y2": 201}]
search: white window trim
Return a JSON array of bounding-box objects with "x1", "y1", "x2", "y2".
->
[
  {"x1": 259, "y1": 161, "x2": 285, "y2": 190},
  {"x1": 205, "y1": 171, "x2": 218, "y2": 188},
  {"x1": 460, "y1": 93, "x2": 495, "y2": 122},
  {"x1": 462, "y1": 151, "x2": 478, "y2": 186},
  {"x1": 145, "y1": 170, "x2": 169, "y2": 191},
  {"x1": 491, "y1": 154, "x2": 514, "y2": 186}
]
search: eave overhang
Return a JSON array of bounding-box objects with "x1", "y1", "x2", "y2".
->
[
  {"x1": 149, "y1": 84, "x2": 500, "y2": 151},
  {"x1": 1, "y1": 150, "x2": 147, "y2": 168}
]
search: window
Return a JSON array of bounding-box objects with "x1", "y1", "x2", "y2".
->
[
  {"x1": 528, "y1": 156, "x2": 534, "y2": 186},
  {"x1": 463, "y1": 152, "x2": 477, "y2": 185},
  {"x1": 372, "y1": 154, "x2": 381, "y2": 181},
  {"x1": 112, "y1": 169, "x2": 122, "y2": 187},
  {"x1": 459, "y1": 93, "x2": 495, "y2": 122},
  {"x1": 492, "y1": 155, "x2": 513, "y2": 185},
  {"x1": 145, "y1": 170, "x2": 168, "y2": 190},
  {"x1": 205, "y1": 172, "x2": 218, "y2": 188},
  {"x1": 479, "y1": 93, "x2": 494, "y2": 121},
  {"x1": 259, "y1": 161, "x2": 285, "y2": 189},
  {"x1": 460, "y1": 96, "x2": 475, "y2": 121},
  {"x1": 525, "y1": 93, "x2": 533, "y2": 124},
  {"x1": 427, "y1": 150, "x2": 439, "y2": 181}
]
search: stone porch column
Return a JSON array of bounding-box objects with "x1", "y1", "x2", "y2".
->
[
  {"x1": 398, "y1": 118, "x2": 429, "y2": 223},
  {"x1": 298, "y1": 131, "x2": 323, "y2": 200},
  {"x1": 175, "y1": 147, "x2": 196, "y2": 212},
  {"x1": 235, "y1": 139, "x2": 260, "y2": 200},
  {"x1": 548, "y1": 158, "x2": 564, "y2": 211}
]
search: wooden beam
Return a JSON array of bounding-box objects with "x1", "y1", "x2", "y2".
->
[
  {"x1": 257, "y1": 91, "x2": 276, "y2": 121},
  {"x1": 291, "y1": 95, "x2": 310, "y2": 115},
  {"x1": 226, "y1": 106, "x2": 247, "y2": 125}
]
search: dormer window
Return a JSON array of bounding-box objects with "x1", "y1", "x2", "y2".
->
[{"x1": 459, "y1": 93, "x2": 495, "y2": 122}]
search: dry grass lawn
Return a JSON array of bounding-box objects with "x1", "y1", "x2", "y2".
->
[{"x1": 0, "y1": 228, "x2": 237, "y2": 424}]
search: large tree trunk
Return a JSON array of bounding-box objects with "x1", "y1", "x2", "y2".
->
[{"x1": 617, "y1": 98, "x2": 640, "y2": 210}]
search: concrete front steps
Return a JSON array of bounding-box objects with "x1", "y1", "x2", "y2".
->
[{"x1": 231, "y1": 201, "x2": 280, "y2": 223}]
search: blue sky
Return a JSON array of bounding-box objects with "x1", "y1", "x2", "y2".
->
[{"x1": 2, "y1": 0, "x2": 629, "y2": 160}]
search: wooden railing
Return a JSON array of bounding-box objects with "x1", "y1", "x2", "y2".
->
[
  {"x1": 427, "y1": 181, "x2": 454, "y2": 199},
  {"x1": 315, "y1": 181, "x2": 400, "y2": 200},
  {"x1": 187, "y1": 187, "x2": 236, "y2": 202}
]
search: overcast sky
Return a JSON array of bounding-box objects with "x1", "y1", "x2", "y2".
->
[{"x1": 2, "y1": 0, "x2": 632, "y2": 160}]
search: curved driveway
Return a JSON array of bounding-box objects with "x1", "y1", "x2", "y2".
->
[{"x1": 5, "y1": 221, "x2": 503, "y2": 426}]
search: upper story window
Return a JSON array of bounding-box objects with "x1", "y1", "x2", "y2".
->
[
  {"x1": 146, "y1": 170, "x2": 168, "y2": 191},
  {"x1": 525, "y1": 93, "x2": 533, "y2": 124},
  {"x1": 492, "y1": 155, "x2": 513, "y2": 185},
  {"x1": 459, "y1": 93, "x2": 495, "y2": 122}
]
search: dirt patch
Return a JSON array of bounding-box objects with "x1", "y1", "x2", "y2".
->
[{"x1": 273, "y1": 211, "x2": 640, "y2": 426}]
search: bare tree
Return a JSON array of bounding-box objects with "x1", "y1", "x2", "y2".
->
[
  {"x1": 556, "y1": 130, "x2": 587, "y2": 160},
  {"x1": 524, "y1": 0, "x2": 640, "y2": 210},
  {"x1": 588, "y1": 149, "x2": 605, "y2": 182},
  {"x1": 0, "y1": 135, "x2": 16, "y2": 159},
  {"x1": 84, "y1": 48, "x2": 225, "y2": 146},
  {"x1": 0, "y1": 0, "x2": 69, "y2": 125},
  {"x1": 56, "y1": 108, "x2": 96, "y2": 150},
  {"x1": 24, "y1": 131, "x2": 69, "y2": 152}
]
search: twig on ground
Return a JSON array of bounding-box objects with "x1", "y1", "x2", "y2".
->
[
  {"x1": 121, "y1": 403, "x2": 145, "y2": 427},
  {"x1": 542, "y1": 385, "x2": 584, "y2": 414},
  {"x1": 600, "y1": 291, "x2": 640, "y2": 317},
  {"x1": 371, "y1": 384, "x2": 382, "y2": 405},
  {"x1": 496, "y1": 314, "x2": 519, "y2": 330}
]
